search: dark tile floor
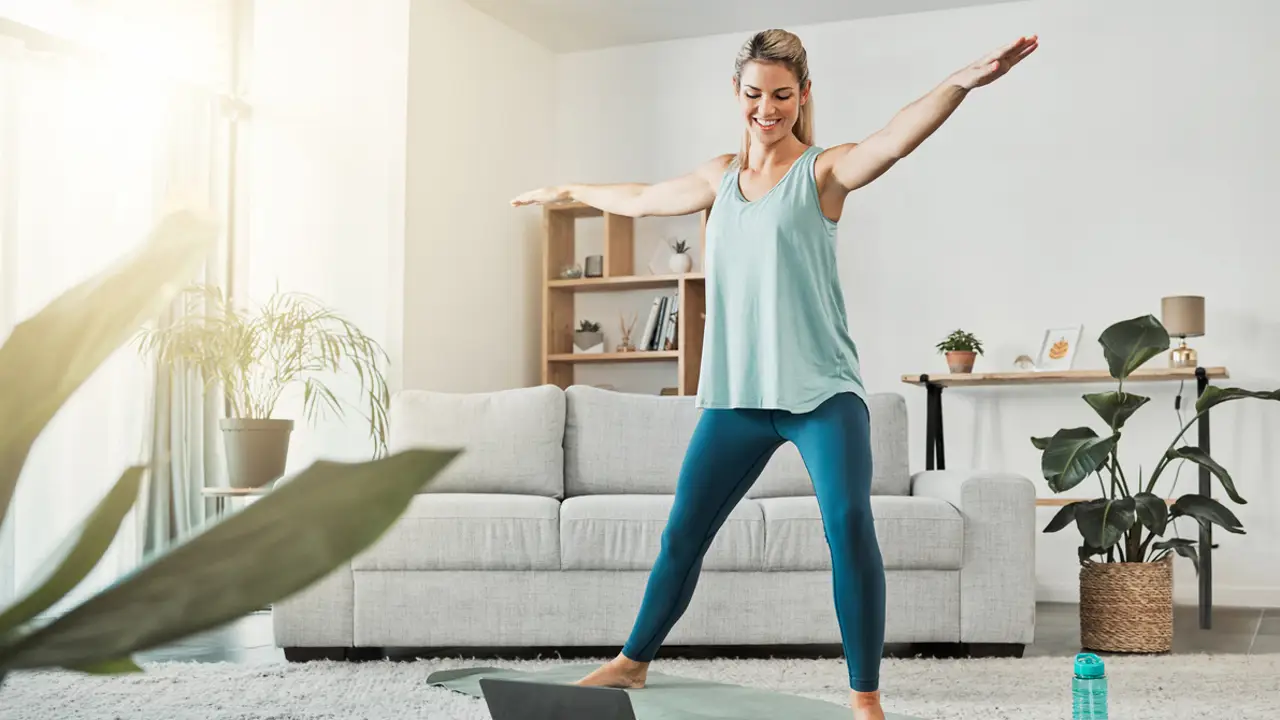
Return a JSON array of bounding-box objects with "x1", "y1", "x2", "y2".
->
[{"x1": 136, "y1": 602, "x2": 1278, "y2": 665}]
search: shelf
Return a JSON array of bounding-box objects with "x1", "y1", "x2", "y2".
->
[
  {"x1": 540, "y1": 202, "x2": 710, "y2": 393},
  {"x1": 549, "y1": 273, "x2": 704, "y2": 291},
  {"x1": 901, "y1": 366, "x2": 1228, "y2": 388},
  {"x1": 547, "y1": 351, "x2": 679, "y2": 363},
  {"x1": 1036, "y1": 497, "x2": 1175, "y2": 507},
  {"x1": 544, "y1": 201, "x2": 605, "y2": 218}
]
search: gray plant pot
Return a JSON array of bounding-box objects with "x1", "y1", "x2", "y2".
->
[
  {"x1": 220, "y1": 418, "x2": 294, "y2": 489},
  {"x1": 574, "y1": 330, "x2": 603, "y2": 352}
]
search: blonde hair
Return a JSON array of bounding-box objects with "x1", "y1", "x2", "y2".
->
[{"x1": 734, "y1": 29, "x2": 813, "y2": 167}]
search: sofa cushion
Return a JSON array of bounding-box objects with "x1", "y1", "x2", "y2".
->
[
  {"x1": 560, "y1": 495, "x2": 763, "y2": 571},
  {"x1": 756, "y1": 496, "x2": 963, "y2": 571},
  {"x1": 353, "y1": 493, "x2": 560, "y2": 571},
  {"x1": 864, "y1": 393, "x2": 911, "y2": 496},
  {"x1": 564, "y1": 386, "x2": 698, "y2": 497},
  {"x1": 563, "y1": 385, "x2": 911, "y2": 498},
  {"x1": 388, "y1": 385, "x2": 565, "y2": 498}
]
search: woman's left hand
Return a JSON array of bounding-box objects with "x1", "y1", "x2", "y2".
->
[{"x1": 950, "y1": 35, "x2": 1039, "y2": 90}]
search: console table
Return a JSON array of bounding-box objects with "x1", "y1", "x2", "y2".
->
[{"x1": 901, "y1": 366, "x2": 1229, "y2": 629}]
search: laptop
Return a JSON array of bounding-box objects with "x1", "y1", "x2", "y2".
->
[{"x1": 479, "y1": 677, "x2": 638, "y2": 720}]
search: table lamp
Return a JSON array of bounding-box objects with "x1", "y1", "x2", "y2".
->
[{"x1": 1161, "y1": 295, "x2": 1204, "y2": 368}]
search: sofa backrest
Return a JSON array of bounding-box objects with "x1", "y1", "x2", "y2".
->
[
  {"x1": 563, "y1": 385, "x2": 911, "y2": 497},
  {"x1": 387, "y1": 384, "x2": 565, "y2": 498}
]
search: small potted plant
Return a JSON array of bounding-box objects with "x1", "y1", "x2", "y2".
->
[
  {"x1": 668, "y1": 239, "x2": 693, "y2": 274},
  {"x1": 936, "y1": 329, "x2": 984, "y2": 373},
  {"x1": 574, "y1": 319, "x2": 603, "y2": 354}
]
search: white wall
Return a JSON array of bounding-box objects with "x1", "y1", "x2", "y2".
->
[
  {"x1": 244, "y1": 0, "x2": 556, "y2": 472},
  {"x1": 402, "y1": 0, "x2": 555, "y2": 392},
  {"x1": 553, "y1": 0, "x2": 1280, "y2": 607},
  {"x1": 246, "y1": 0, "x2": 410, "y2": 468}
]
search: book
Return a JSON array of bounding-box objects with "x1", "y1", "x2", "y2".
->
[{"x1": 639, "y1": 296, "x2": 662, "y2": 351}]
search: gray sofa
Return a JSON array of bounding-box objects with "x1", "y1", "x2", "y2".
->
[{"x1": 273, "y1": 384, "x2": 1036, "y2": 660}]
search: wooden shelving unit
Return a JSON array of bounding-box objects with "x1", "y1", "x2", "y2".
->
[{"x1": 541, "y1": 201, "x2": 709, "y2": 395}]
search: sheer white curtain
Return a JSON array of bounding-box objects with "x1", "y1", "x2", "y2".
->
[{"x1": 0, "y1": 34, "x2": 225, "y2": 613}]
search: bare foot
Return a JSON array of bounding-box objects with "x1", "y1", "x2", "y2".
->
[
  {"x1": 851, "y1": 689, "x2": 886, "y2": 720},
  {"x1": 575, "y1": 652, "x2": 649, "y2": 689}
]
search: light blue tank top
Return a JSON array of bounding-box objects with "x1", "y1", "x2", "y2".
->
[{"x1": 695, "y1": 145, "x2": 868, "y2": 413}]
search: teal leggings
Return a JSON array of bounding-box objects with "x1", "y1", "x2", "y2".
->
[{"x1": 620, "y1": 391, "x2": 885, "y2": 692}]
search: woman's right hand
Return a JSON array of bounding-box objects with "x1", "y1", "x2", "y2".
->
[{"x1": 510, "y1": 186, "x2": 570, "y2": 207}]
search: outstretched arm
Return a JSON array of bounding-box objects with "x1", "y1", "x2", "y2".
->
[
  {"x1": 511, "y1": 154, "x2": 734, "y2": 217},
  {"x1": 821, "y1": 35, "x2": 1038, "y2": 194}
]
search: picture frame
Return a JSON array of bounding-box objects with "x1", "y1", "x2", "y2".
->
[{"x1": 1035, "y1": 325, "x2": 1082, "y2": 371}]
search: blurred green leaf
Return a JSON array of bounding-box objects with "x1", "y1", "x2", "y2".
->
[
  {"x1": 1076, "y1": 497, "x2": 1136, "y2": 550},
  {"x1": 1170, "y1": 494, "x2": 1245, "y2": 535},
  {"x1": 1152, "y1": 538, "x2": 1196, "y2": 551},
  {"x1": 0, "y1": 467, "x2": 144, "y2": 636},
  {"x1": 1194, "y1": 386, "x2": 1280, "y2": 414},
  {"x1": 1083, "y1": 391, "x2": 1150, "y2": 431},
  {"x1": 1152, "y1": 538, "x2": 1199, "y2": 574},
  {"x1": 1098, "y1": 315, "x2": 1169, "y2": 382},
  {"x1": 1078, "y1": 542, "x2": 1105, "y2": 564},
  {"x1": 1166, "y1": 447, "x2": 1246, "y2": 504},
  {"x1": 1133, "y1": 492, "x2": 1169, "y2": 536},
  {"x1": 1042, "y1": 428, "x2": 1118, "y2": 493},
  {"x1": 1172, "y1": 544, "x2": 1200, "y2": 573},
  {"x1": 0, "y1": 210, "x2": 217, "y2": 524},
  {"x1": 1042, "y1": 501, "x2": 1082, "y2": 533},
  {"x1": 0, "y1": 448, "x2": 458, "y2": 672},
  {"x1": 1031, "y1": 427, "x2": 1097, "y2": 452}
]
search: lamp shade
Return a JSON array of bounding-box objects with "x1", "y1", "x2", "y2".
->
[{"x1": 1161, "y1": 295, "x2": 1205, "y2": 338}]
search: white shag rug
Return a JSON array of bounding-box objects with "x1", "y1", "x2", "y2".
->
[{"x1": 1, "y1": 654, "x2": 1277, "y2": 720}]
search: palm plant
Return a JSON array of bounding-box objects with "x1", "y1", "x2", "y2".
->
[
  {"x1": 0, "y1": 210, "x2": 456, "y2": 681},
  {"x1": 135, "y1": 283, "x2": 390, "y2": 458}
]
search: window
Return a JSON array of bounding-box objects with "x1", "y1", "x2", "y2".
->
[{"x1": 0, "y1": 1, "x2": 245, "y2": 613}]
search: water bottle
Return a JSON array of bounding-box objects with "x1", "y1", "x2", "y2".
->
[{"x1": 1072, "y1": 652, "x2": 1108, "y2": 719}]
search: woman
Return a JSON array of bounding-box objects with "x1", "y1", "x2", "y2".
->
[{"x1": 511, "y1": 28, "x2": 1037, "y2": 720}]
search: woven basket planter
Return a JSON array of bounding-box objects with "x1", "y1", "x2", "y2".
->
[{"x1": 1079, "y1": 554, "x2": 1174, "y2": 653}]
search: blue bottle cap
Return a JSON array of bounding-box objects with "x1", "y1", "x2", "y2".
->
[{"x1": 1074, "y1": 652, "x2": 1105, "y2": 678}]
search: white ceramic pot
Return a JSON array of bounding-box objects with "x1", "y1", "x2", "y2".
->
[
  {"x1": 573, "y1": 330, "x2": 604, "y2": 353},
  {"x1": 668, "y1": 253, "x2": 692, "y2": 274},
  {"x1": 220, "y1": 418, "x2": 294, "y2": 488}
]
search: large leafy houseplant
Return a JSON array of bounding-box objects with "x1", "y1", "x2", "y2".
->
[
  {"x1": 1031, "y1": 315, "x2": 1275, "y2": 651},
  {"x1": 134, "y1": 282, "x2": 391, "y2": 486},
  {"x1": 0, "y1": 210, "x2": 457, "y2": 680}
]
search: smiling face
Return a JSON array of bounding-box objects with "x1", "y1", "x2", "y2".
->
[{"x1": 735, "y1": 60, "x2": 808, "y2": 148}]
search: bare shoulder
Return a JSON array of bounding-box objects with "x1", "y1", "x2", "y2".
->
[
  {"x1": 692, "y1": 153, "x2": 736, "y2": 184},
  {"x1": 815, "y1": 143, "x2": 858, "y2": 176}
]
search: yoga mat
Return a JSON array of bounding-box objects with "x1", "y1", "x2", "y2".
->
[{"x1": 427, "y1": 663, "x2": 924, "y2": 719}]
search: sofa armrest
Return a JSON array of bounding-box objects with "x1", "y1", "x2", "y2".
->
[{"x1": 912, "y1": 470, "x2": 1036, "y2": 645}]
